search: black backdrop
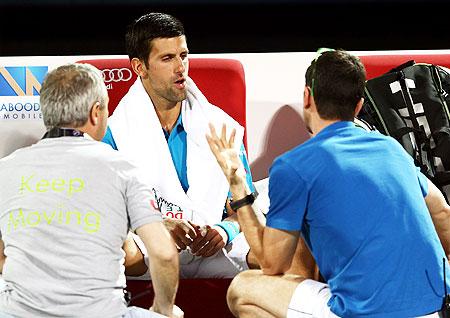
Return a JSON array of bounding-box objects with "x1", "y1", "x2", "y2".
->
[{"x1": 1, "y1": 0, "x2": 450, "y2": 56}]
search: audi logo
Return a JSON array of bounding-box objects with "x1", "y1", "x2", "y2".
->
[{"x1": 101, "y1": 68, "x2": 133, "y2": 83}]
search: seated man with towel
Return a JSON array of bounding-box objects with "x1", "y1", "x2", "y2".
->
[{"x1": 102, "y1": 12, "x2": 257, "y2": 278}]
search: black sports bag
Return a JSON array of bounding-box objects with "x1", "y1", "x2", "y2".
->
[{"x1": 358, "y1": 61, "x2": 450, "y2": 200}]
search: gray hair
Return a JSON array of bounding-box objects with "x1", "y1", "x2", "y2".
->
[{"x1": 40, "y1": 63, "x2": 108, "y2": 129}]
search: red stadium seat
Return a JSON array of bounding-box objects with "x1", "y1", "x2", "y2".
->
[
  {"x1": 359, "y1": 54, "x2": 450, "y2": 79},
  {"x1": 76, "y1": 57, "x2": 246, "y2": 318},
  {"x1": 77, "y1": 57, "x2": 247, "y2": 147}
]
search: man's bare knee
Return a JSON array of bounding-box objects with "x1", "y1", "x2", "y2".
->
[
  {"x1": 227, "y1": 272, "x2": 245, "y2": 315},
  {"x1": 227, "y1": 270, "x2": 262, "y2": 316}
]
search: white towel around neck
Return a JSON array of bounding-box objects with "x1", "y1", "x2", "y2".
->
[{"x1": 108, "y1": 77, "x2": 244, "y2": 225}]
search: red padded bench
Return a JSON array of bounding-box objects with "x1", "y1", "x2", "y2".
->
[{"x1": 359, "y1": 53, "x2": 450, "y2": 79}]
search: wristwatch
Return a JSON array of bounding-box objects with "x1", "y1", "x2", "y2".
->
[{"x1": 230, "y1": 192, "x2": 257, "y2": 212}]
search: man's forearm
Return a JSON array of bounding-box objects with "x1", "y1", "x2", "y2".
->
[
  {"x1": 206, "y1": 124, "x2": 297, "y2": 273},
  {"x1": 0, "y1": 257, "x2": 4, "y2": 274},
  {"x1": 0, "y1": 239, "x2": 4, "y2": 274},
  {"x1": 229, "y1": 178, "x2": 266, "y2": 266},
  {"x1": 150, "y1": 255, "x2": 179, "y2": 316},
  {"x1": 136, "y1": 223, "x2": 179, "y2": 316},
  {"x1": 224, "y1": 199, "x2": 266, "y2": 227}
]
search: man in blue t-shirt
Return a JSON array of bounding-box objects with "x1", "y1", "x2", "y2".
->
[
  {"x1": 103, "y1": 12, "x2": 257, "y2": 279},
  {"x1": 207, "y1": 49, "x2": 450, "y2": 317}
]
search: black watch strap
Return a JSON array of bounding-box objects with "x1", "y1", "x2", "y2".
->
[{"x1": 230, "y1": 192, "x2": 256, "y2": 212}]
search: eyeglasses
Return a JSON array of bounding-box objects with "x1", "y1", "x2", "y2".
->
[{"x1": 310, "y1": 47, "x2": 336, "y2": 98}]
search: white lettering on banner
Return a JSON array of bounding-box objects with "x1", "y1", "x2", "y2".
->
[{"x1": 0, "y1": 96, "x2": 42, "y2": 121}]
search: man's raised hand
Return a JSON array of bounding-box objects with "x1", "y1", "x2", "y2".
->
[{"x1": 206, "y1": 123, "x2": 245, "y2": 185}]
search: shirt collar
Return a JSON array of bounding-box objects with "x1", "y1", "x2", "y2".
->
[
  {"x1": 174, "y1": 111, "x2": 184, "y2": 131},
  {"x1": 162, "y1": 111, "x2": 184, "y2": 139},
  {"x1": 316, "y1": 121, "x2": 355, "y2": 137}
]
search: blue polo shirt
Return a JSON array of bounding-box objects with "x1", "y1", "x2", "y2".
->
[
  {"x1": 266, "y1": 121, "x2": 449, "y2": 317},
  {"x1": 103, "y1": 114, "x2": 254, "y2": 211}
]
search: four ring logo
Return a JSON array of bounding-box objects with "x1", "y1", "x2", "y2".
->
[{"x1": 101, "y1": 68, "x2": 133, "y2": 83}]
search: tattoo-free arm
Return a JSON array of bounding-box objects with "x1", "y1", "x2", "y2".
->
[
  {"x1": 136, "y1": 222, "x2": 179, "y2": 317},
  {"x1": 123, "y1": 233, "x2": 148, "y2": 276},
  {"x1": 424, "y1": 179, "x2": 450, "y2": 260},
  {"x1": 228, "y1": 180, "x2": 298, "y2": 275},
  {"x1": 0, "y1": 239, "x2": 5, "y2": 274},
  {"x1": 206, "y1": 124, "x2": 298, "y2": 274}
]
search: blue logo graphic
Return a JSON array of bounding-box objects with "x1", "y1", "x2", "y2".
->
[{"x1": 0, "y1": 66, "x2": 48, "y2": 96}]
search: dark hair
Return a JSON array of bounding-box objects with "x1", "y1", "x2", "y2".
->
[
  {"x1": 125, "y1": 12, "x2": 185, "y2": 65},
  {"x1": 305, "y1": 50, "x2": 366, "y2": 121}
]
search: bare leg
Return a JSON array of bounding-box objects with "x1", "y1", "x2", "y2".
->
[
  {"x1": 227, "y1": 270, "x2": 305, "y2": 318},
  {"x1": 238, "y1": 304, "x2": 277, "y2": 318},
  {"x1": 123, "y1": 233, "x2": 148, "y2": 276}
]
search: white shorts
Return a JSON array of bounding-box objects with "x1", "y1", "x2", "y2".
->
[
  {"x1": 287, "y1": 279, "x2": 338, "y2": 318},
  {"x1": 123, "y1": 307, "x2": 167, "y2": 318},
  {"x1": 287, "y1": 279, "x2": 442, "y2": 318}
]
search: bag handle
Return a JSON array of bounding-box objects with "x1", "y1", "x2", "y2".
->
[{"x1": 387, "y1": 60, "x2": 416, "y2": 73}]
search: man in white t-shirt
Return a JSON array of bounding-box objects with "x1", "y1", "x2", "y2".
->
[{"x1": 0, "y1": 64, "x2": 182, "y2": 318}]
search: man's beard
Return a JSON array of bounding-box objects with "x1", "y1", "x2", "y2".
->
[{"x1": 165, "y1": 87, "x2": 187, "y2": 103}]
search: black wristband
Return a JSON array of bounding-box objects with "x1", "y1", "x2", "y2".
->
[{"x1": 230, "y1": 192, "x2": 257, "y2": 212}]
